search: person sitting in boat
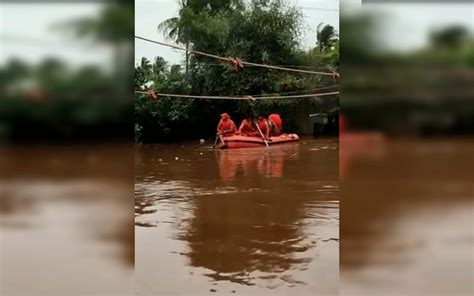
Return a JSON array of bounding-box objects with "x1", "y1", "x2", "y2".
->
[
  {"x1": 238, "y1": 116, "x2": 257, "y2": 136},
  {"x1": 217, "y1": 113, "x2": 237, "y2": 136},
  {"x1": 256, "y1": 116, "x2": 270, "y2": 140},
  {"x1": 268, "y1": 113, "x2": 282, "y2": 136}
]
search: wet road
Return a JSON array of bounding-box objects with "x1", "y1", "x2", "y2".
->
[{"x1": 135, "y1": 138, "x2": 339, "y2": 295}]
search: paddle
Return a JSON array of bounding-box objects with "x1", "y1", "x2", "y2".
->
[
  {"x1": 213, "y1": 133, "x2": 226, "y2": 149},
  {"x1": 212, "y1": 135, "x2": 219, "y2": 148},
  {"x1": 254, "y1": 120, "x2": 269, "y2": 147}
]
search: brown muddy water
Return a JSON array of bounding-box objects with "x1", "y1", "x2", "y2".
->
[
  {"x1": 340, "y1": 137, "x2": 474, "y2": 295},
  {"x1": 0, "y1": 144, "x2": 134, "y2": 296},
  {"x1": 135, "y1": 138, "x2": 339, "y2": 295},
  {"x1": 2, "y1": 137, "x2": 471, "y2": 295}
]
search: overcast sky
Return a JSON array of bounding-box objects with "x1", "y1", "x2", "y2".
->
[
  {"x1": 135, "y1": 0, "x2": 340, "y2": 66},
  {"x1": 360, "y1": 2, "x2": 474, "y2": 51},
  {"x1": 136, "y1": 0, "x2": 473, "y2": 64},
  {"x1": 0, "y1": 3, "x2": 113, "y2": 68},
  {"x1": 1, "y1": 1, "x2": 472, "y2": 68}
]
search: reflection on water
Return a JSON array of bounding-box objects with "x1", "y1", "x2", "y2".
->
[
  {"x1": 340, "y1": 137, "x2": 474, "y2": 295},
  {"x1": 217, "y1": 146, "x2": 295, "y2": 182},
  {"x1": 135, "y1": 138, "x2": 339, "y2": 295},
  {"x1": 0, "y1": 144, "x2": 134, "y2": 296}
]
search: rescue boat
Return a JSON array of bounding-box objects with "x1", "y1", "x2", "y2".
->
[{"x1": 217, "y1": 133, "x2": 299, "y2": 149}]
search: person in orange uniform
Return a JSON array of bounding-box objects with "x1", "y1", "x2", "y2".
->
[
  {"x1": 256, "y1": 116, "x2": 270, "y2": 140},
  {"x1": 217, "y1": 113, "x2": 237, "y2": 136},
  {"x1": 238, "y1": 116, "x2": 257, "y2": 136},
  {"x1": 268, "y1": 113, "x2": 282, "y2": 136}
]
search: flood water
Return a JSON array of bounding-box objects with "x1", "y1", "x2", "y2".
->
[
  {"x1": 2, "y1": 137, "x2": 471, "y2": 295},
  {"x1": 135, "y1": 138, "x2": 339, "y2": 295},
  {"x1": 340, "y1": 136, "x2": 474, "y2": 295},
  {"x1": 0, "y1": 144, "x2": 134, "y2": 296}
]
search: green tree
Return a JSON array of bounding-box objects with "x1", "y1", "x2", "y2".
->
[
  {"x1": 157, "y1": 0, "x2": 191, "y2": 75},
  {"x1": 135, "y1": 57, "x2": 153, "y2": 89},
  {"x1": 0, "y1": 59, "x2": 31, "y2": 92},
  {"x1": 135, "y1": 0, "x2": 340, "y2": 143},
  {"x1": 152, "y1": 57, "x2": 167, "y2": 77},
  {"x1": 60, "y1": 0, "x2": 134, "y2": 92},
  {"x1": 316, "y1": 23, "x2": 338, "y2": 52},
  {"x1": 430, "y1": 26, "x2": 469, "y2": 49},
  {"x1": 63, "y1": 0, "x2": 133, "y2": 44}
]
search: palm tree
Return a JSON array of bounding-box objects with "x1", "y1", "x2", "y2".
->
[
  {"x1": 152, "y1": 57, "x2": 167, "y2": 76},
  {"x1": 138, "y1": 57, "x2": 153, "y2": 84},
  {"x1": 135, "y1": 57, "x2": 153, "y2": 89},
  {"x1": 157, "y1": 16, "x2": 182, "y2": 43},
  {"x1": 316, "y1": 23, "x2": 338, "y2": 52},
  {"x1": 140, "y1": 57, "x2": 152, "y2": 74},
  {"x1": 157, "y1": 0, "x2": 190, "y2": 75}
]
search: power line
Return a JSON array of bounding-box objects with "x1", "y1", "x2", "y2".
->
[{"x1": 135, "y1": 35, "x2": 338, "y2": 77}]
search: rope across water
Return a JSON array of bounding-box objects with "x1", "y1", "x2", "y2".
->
[
  {"x1": 135, "y1": 35, "x2": 339, "y2": 77},
  {"x1": 134, "y1": 90, "x2": 339, "y2": 100}
]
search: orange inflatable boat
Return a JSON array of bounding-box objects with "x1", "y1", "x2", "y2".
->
[{"x1": 216, "y1": 133, "x2": 299, "y2": 149}]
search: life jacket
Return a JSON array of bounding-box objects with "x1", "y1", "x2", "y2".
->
[
  {"x1": 218, "y1": 119, "x2": 237, "y2": 136},
  {"x1": 268, "y1": 114, "x2": 282, "y2": 135},
  {"x1": 257, "y1": 119, "x2": 270, "y2": 138},
  {"x1": 239, "y1": 119, "x2": 256, "y2": 135}
]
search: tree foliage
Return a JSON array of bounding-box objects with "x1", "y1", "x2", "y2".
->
[
  {"x1": 136, "y1": 0, "x2": 340, "y2": 142},
  {"x1": 317, "y1": 23, "x2": 338, "y2": 52},
  {"x1": 340, "y1": 13, "x2": 474, "y2": 135},
  {"x1": 430, "y1": 26, "x2": 470, "y2": 49}
]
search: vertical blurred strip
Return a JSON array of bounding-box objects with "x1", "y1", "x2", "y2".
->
[
  {"x1": 0, "y1": 1, "x2": 134, "y2": 295},
  {"x1": 340, "y1": 1, "x2": 474, "y2": 295}
]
